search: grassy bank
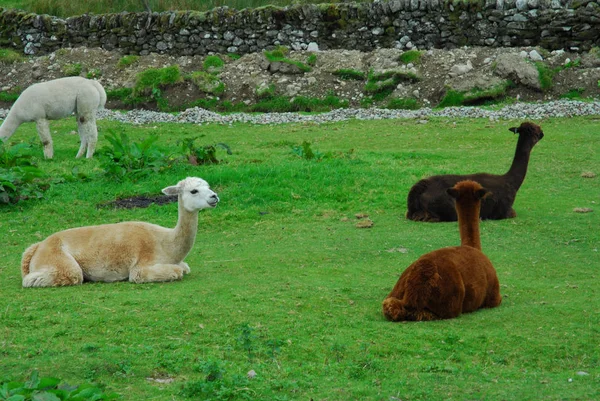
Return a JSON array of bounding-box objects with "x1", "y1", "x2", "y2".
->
[
  {"x1": 4, "y1": 0, "x2": 373, "y2": 17},
  {"x1": 0, "y1": 116, "x2": 598, "y2": 400}
]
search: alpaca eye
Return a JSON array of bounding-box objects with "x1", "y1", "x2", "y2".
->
[{"x1": 190, "y1": 189, "x2": 198, "y2": 194}]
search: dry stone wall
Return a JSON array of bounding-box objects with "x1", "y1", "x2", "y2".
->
[{"x1": 1, "y1": 0, "x2": 599, "y2": 56}]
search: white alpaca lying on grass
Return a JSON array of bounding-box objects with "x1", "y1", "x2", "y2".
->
[
  {"x1": 0, "y1": 77, "x2": 106, "y2": 159},
  {"x1": 21, "y1": 177, "x2": 219, "y2": 287}
]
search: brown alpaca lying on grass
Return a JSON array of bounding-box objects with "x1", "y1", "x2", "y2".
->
[
  {"x1": 406, "y1": 122, "x2": 544, "y2": 222},
  {"x1": 383, "y1": 180, "x2": 501, "y2": 321}
]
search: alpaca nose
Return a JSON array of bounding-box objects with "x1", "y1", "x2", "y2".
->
[{"x1": 210, "y1": 193, "x2": 219, "y2": 202}]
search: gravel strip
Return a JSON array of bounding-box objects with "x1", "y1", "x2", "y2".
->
[{"x1": 2, "y1": 100, "x2": 600, "y2": 126}]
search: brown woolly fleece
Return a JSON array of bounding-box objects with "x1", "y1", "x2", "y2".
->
[{"x1": 383, "y1": 180, "x2": 502, "y2": 321}]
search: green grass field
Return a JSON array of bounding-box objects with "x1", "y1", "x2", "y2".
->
[{"x1": 0, "y1": 116, "x2": 599, "y2": 400}]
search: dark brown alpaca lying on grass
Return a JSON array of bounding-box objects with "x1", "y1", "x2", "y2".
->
[
  {"x1": 406, "y1": 122, "x2": 544, "y2": 222},
  {"x1": 383, "y1": 180, "x2": 502, "y2": 321}
]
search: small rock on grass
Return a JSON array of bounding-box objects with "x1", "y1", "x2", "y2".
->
[
  {"x1": 573, "y1": 207, "x2": 593, "y2": 213},
  {"x1": 356, "y1": 218, "x2": 374, "y2": 228},
  {"x1": 581, "y1": 171, "x2": 596, "y2": 178}
]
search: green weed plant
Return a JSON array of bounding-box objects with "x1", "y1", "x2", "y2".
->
[
  {"x1": 0, "y1": 371, "x2": 119, "y2": 400},
  {"x1": 98, "y1": 131, "x2": 168, "y2": 181},
  {"x1": 178, "y1": 137, "x2": 232, "y2": 165},
  {"x1": 0, "y1": 140, "x2": 46, "y2": 204}
]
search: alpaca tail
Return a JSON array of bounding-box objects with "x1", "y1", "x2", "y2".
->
[
  {"x1": 89, "y1": 80, "x2": 107, "y2": 109},
  {"x1": 406, "y1": 180, "x2": 429, "y2": 221},
  {"x1": 21, "y1": 242, "x2": 39, "y2": 277}
]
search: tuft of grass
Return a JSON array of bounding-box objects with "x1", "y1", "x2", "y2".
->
[
  {"x1": 560, "y1": 87, "x2": 585, "y2": 99},
  {"x1": 203, "y1": 55, "x2": 225, "y2": 73},
  {"x1": 133, "y1": 65, "x2": 183, "y2": 97},
  {"x1": 364, "y1": 69, "x2": 420, "y2": 100},
  {"x1": 62, "y1": 62, "x2": 82, "y2": 76},
  {"x1": 307, "y1": 53, "x2": 317, "y2": 66},
  {"x1": 386, "y1": 97, "x2": 419, "y2": 110},
  {"x1": 333, "y1": 69, "x2": 365, "y2": 81},
  {"x1": 438, "y1": 81, "x2": 512, "y2": 108},
  {"x1": 0, "y1": 48, "x2": 24, "y2": 64},
  {"x1": 398, "y1": 49, "x2": 422, "y2": 64},
  {"x1": 264, "y1": 47, "x2": 312, "y2": 73},
  {"x1": 0, "y1": 90, "x2": 21, "y2": 103},
  {"x1": 437, "y1": 89, "x2": 464, "y2": 108},
  {"x1": 256, "y1": 83, "x2": 276, "y2": 99},
  {"x1": 188, "y1": 71, "x2": 225, "y2": 95},
  {"x1": 117, "y1": 55, "x2": 140, "y2": 69},
  {"x1": 251, "y1": 94, "x2": 348, "y2": 113},
  {"x1": 86, "y1": 68, "x2": 102, "y2": 79}
]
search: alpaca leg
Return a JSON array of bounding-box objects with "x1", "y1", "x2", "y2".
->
[
  {"x1": 36, "y1": 118, "x2": 53, "y2": 159},
  {"x1": 383, "y1": 297, "x2": 440, "y2": 321},
  {"x1": 23, "y1": 246, "x2": 84, "y2": 288},
  {"x1": 179, "y1": 262, "x2": 191, "y2": 275},
  {"x1": 76, "y1": 115, "x2": 98, "y2": 159},
  {"x1": 129, "y1": 264, "x2": 185, "y2": 284}
]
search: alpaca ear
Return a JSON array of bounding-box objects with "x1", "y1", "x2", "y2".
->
[
  {"x1": 509, "y1": 126, "x2": 518, "y2": 134},
  {"x1": 476, "y1": 188, "x2": 491, "y2": 200},
  {"x1": 447, "y1": 188, "x2": 459, "y2": 199},
  {"x1": 162, "y1": 185, "x2": 180, "y2": 196}
]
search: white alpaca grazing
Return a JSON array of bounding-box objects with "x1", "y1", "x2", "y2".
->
[
  {"x1": 20, "y1": 177, "x2": 219, "y2": 287},
  {"x1": 0, "y1": 77, "x2": 106, "y2": 159}
]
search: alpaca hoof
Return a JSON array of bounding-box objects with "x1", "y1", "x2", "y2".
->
[{"x1": 382, "y1": 298, "x2": 405, "y2": 321}]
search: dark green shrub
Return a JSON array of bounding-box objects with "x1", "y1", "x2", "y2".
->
[{"x1": 99, "y1": 131, "x2": 168, "y2": 182}]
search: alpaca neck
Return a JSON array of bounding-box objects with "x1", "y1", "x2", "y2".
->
[
  {"x1": 0, "y1": 112, "x2": 22, "y2": 139},
  {"x1": 456, "y1": 202, "x2": 482, "y2": 250},
  {"x1": 504, "y1": 136, "x2": 534, "y2": 191},
  {"x1": 169, "y1": 198, "x2": 199, "y2": 262}
]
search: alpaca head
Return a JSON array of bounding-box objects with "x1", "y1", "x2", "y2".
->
[
  {"x1": 509, "y1": 122, "x2": 544, "y2": 146},
  {"x1": 162, "y1": 177, "x2": 219, "y2": 212},
  {"x1": 446, "y1": 180, "x2": 490, "y2": 204}
]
